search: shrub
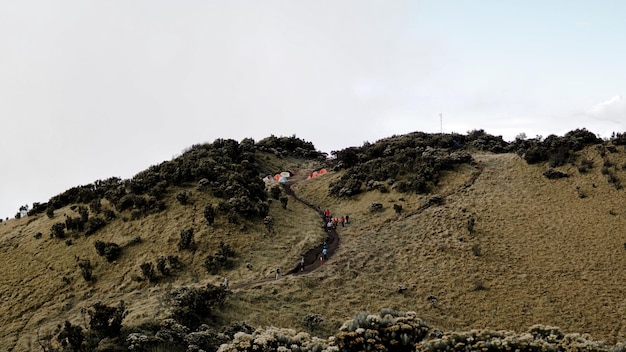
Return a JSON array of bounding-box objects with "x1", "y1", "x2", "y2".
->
[
  {"x1": 203, "y1": 204, "x2": 215, "y2": 225},
  {"x1": 279, "y1": 196, "x2": 288, "y2": 209},
  {"x1": 335, "y1": 310, "x2": 431, "y2": 352},
  {"x1": 472, "y1": 244, "x2": 481, "y2": 256},
  {"x1": 578, "y1": 158, "x2": 594, "y2": 173},
  {"x1": 140, "y1": 262, "x2": 158, "y2": 282},
  {"x1": 301, "y1": 313, "x2": 324, "y2": 332},
  {"x1": 50, "y1": 222, "x2": 66, "y2": 239},
  {"x1": 178, "y1": 228, "x2": 196, "y2": 251},
  {"x1": 543, "y1": 169, "x2": 569, "y2": 179},
  {"x1": 203, "y1": 242, "x2": 235, "y2": 274},
  {"x1": 176, "y1": 191, "x2": 191, "y2": 205},
  {"x1": 84, "y1": 217, "x2": 106, "y2": 236},
  {"x1": 157, "y1": 256, "x2": 170, "y2": 276},
  {"x1": 46, "y1": 206, "x2": 54, "y2": 219},
  {"x1": 88, "y1": 300, "x2": 127, "y2": 339},
  {"x1": 56, "y1": 320, "x2": 85, "y2": 351},
  {"x1": 168, "y1": 284, "x2": 228, "y2": 329},
  {"x1": 94, "y1": 240, "x2": 122, "y2": 262},
  {"x1": 89, "y1": 198, "x2": 102, "y2": 214},
  {"x1": 78, "y1": 259, "x2": 94, "y2": 282},
  {"x1": 270, "y1": 185, "x2": 281, "y2": 200}
]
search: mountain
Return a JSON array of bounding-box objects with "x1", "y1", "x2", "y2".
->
[{"x1": 2, "y1": 130, "x2": 626, "y2": 351}]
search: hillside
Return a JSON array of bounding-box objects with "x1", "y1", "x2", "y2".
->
[{"x1": 2, "y1": 131, "x2": 626, "y2": 351}]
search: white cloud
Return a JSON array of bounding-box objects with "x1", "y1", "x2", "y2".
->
[{"x1": 588, "y1": 95, "x2": 626, "y2": 121}]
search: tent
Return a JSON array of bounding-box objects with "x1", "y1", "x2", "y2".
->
[
  {"x1": 278, "y1": 176, "x2": 289, "y2": 183},
  {"x1": 280, "y1": 171, "x2": 290, "y2": 178},
  {"x1": 311, "y1": 171, "x2": 319, "y2": 178},
  {"x1": 319, "y1": 168, "x2": 328, "y2": 175},
  {"x1": 273, "y1": 174, "x2": 281, "y2": 181}
]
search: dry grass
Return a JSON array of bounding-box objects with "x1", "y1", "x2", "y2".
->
[{"x1": 3, "y1": 146, "x2": 626, "y2": 350}]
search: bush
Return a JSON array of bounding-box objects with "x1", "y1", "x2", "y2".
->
[
  {"x1": 270, "y1": 185, "x2": 281, "y2": 200},
  {"x1": 156, "y1": 256, "x2": 170, "y2": 276},
  {"x1": 334, "y1": 310, "x2": 431, "y2": 352},
  {"x1": 94, "y1": 240, "x2": 122, "y2": 262},
  {"x1": 168, "y1": 284, "x2": 228, "y2": 330},
  {"x1": 56, "y1": 320, "x2": 84, "y2": 351},
  {"x1": 203, "y1": 242, "x2": 235, "y2": 274},
  {"x1": 140, "y1": 262, "x2": 158, "y2": 282},
  {"x1": 50, "y1": 222, "x2": 66, "y2": 239},
  {"x1": 78, "y1": 259, "x2": 94, "y2": 282},
  {"x1": 88, "y1": 300, "x2": 127, "y2": 339},
  {"x1": 176, "y1": 191, "x2": 191, "y2": 205},
  {"x1": 84, "y1": 217, "x2": 106, "y2": 236},
  {"x1": 178, "y1": 228, "x2": 196, "y2": 251},
  {"x1": 301, "y1": 313, "x2": 324, "y2": 332},
  {"x1": 279, "y1": 196, "x2": 288, "y2": 209},
  {"x1": 203, "y1": 204, "x2": 215, "y2": 225}
]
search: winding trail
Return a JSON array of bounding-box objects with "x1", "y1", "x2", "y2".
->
[
  {"x1": 230, "y1": 180, "x2": 339, "y2": 289},
  {"x1": 232, "y1": 158, "x2": 485, "y2": 290}
]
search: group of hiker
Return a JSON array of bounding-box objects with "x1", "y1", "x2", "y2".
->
[{"x1": 323, "y1": 208, "x2": 349, "y2": 232}]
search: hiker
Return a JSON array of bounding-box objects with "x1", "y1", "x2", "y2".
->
[
  {"x1": 319, "y1": 255, "x2": 324, "y2": 264},
  {"x1": 300, "y1": 257, "x2": 305, "y2": 271},
  {"x1": 322, "y1": 248, "x2": 328, "y2": 261},
  {"x1": 275, "y1": 268, "x2": 281, "y2": 280},
  {"x1": 345, "y1": 215, "x2": 350, "y2": 224},
  {"x1": 222, "y1": 277, "x2": 229, "y2": 289},
  {"x1": 323, "y1": 241, "x2": 329, "y2": 250},
  {"x1": 340, "y1": 216, "x2": 345, "y2": 227},
  {"x1": 325, "y1": 209, "x2": 330, "y2": 217},
  {"x1": 326, "y1": 220, "x2": 333, "y2": 232}
]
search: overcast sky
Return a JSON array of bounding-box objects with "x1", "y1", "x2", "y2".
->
[{"x1": 1, "y1": 1, "x2": 625, "y2": 219}]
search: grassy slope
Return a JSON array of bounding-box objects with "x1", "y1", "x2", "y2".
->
[{"x1": 2, "y1": 146, "x2": 626, "y2": 350}]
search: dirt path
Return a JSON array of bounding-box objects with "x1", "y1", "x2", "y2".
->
[{"x1": 231, "y1": 180, "x2": 339, "y2": 289}]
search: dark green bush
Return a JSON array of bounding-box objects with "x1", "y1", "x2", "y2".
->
[
  {"x1": 140, "y1": 262, "x2": 158, "y2": 282},
  {"x1": 56, "y1": 320, "x2": 84, "y2": 351},
  {"x1": 84, "y1": 217, "x2": 106, "y2": 236},
  {"x1": 168, "y1": 284, "x2": 228, "y2": 330},
  {"x1": 94, "y1": 240, "x2": 121, "y2": 262},
  {"x1": 88, "y1": 300, "x2": 127, "y2": 339},
  {"x1": 78, "y1": 259, "x2": 94, "y2": 282},
  {"x1": 178, "y1": 228, "x2": 195, "y2": 251},
  {"x1": 203, "y1": 204, "x2": 215, "y2": 225},
  {"x1": 50, "y1": 222, "x2": 66, "y2": 238}
]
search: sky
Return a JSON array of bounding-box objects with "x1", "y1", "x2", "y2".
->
[{"x1": 1, "y1": 1, "x2": 626, "y2": 219}]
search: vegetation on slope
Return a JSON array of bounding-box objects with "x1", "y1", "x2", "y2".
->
[{"x1": 4, "y1": 129, "x2": 626, "y2": 351}]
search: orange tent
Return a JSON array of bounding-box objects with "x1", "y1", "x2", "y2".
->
[
  {"x1": 273, "y1": 174, "x2": 281, "y2": 181},
  {"x1": 319, "y1": 168, "x2": 328, "y2": 175},
  {"x1": 311, "y1": 171, "x2": 319, "y2": 178}
]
